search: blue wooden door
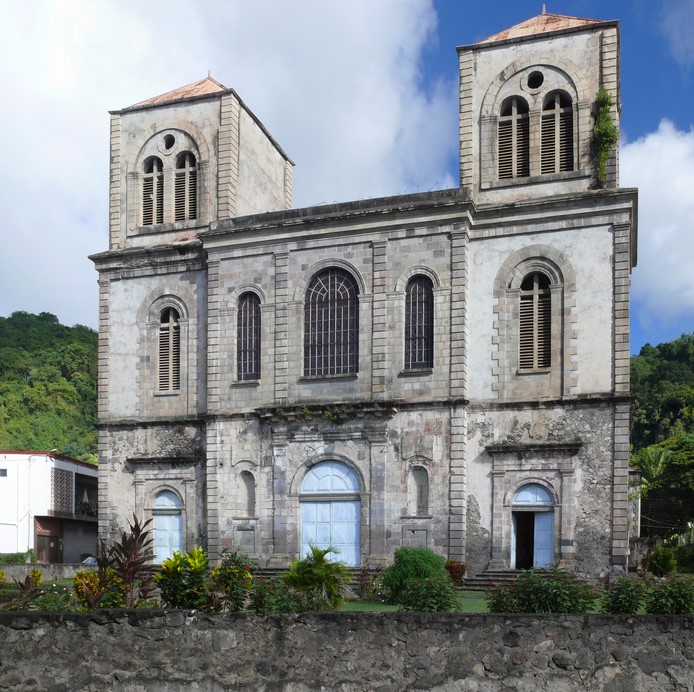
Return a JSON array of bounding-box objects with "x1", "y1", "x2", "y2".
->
[{"x1": 533, "y1": 511, "x2": 554, "y2": 568}]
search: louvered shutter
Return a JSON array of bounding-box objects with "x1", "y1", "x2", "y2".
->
[
  {"x1": 174, "y1": 152, "x2": 198, "y2": 222},
  {"x1": 519, "y1": 273, "x2": 552, "y2": 370},
  {"x1": 559, "y1": 109, "x2": 573, "y2": 172},
  {"x1": 158, "y1": 325, "x2": 170, "y2": 390},
  {"x1": 498, "y1": 119, "x2": 513, "y2": 179},
  {"x1": 142, "y1": 176, "x2": 154, "y2": 225}
]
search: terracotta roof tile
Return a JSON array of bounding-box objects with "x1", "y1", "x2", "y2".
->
[
  {"x1": 479, "y1": 12, "x2": 603, "y2": 43},
  {"x1": 129, "y1": 76, "x2": 228, "y2": 109}
]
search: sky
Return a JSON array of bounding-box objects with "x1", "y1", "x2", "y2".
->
[{"x1": 0, "y1": 0, "x2": 692, "y2": 355}]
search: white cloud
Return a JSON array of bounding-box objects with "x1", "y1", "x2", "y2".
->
[
  {"x1": 0, "y1": 0, "x2": 456, "y2": 329},
  {"x1": 661, "y1": 0, "x2": 694, "y2": 67},
  {"x1": 621, "y1": 120, "x2": 694, "y2": 331}
]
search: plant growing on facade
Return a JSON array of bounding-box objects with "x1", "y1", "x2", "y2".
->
[{"x1": 593, "y1": 86, "x2": 619, "y2": 186}]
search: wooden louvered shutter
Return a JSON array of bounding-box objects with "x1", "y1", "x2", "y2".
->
[
  {"x1": 519, "y1": 273, "x2": 551, "y2": 370},
  {"x1": 498, "y1": 119, "x2": 513, "y2": 180},
  {"x1": 559, "y1": 108, "x2": 573, "y2": 172},
  {"x1": 143, "y1": 157, "x2": 164, "y2": 225},
  {"x1": 142, "y1": 175, "x2": 154, "y2": 225},
  {"x1": 541, "y1": 110, "x2": 556, "y2": 175},
  {"x1": 175, "y1": 152, "x2": 197, "y2": 222},
  {"x1": 541, "y1": 93, "x2": 574, "y2": 175},
  {"x1": 159, "y1": 308, "x2": 180, "y2": 391},
  {"x1": 498, "y1": 97, "x2": 529, "y2": 180}
]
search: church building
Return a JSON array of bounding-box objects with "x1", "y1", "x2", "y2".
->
[{"x1": 91, "y1": 11, "x2": 637, "y2": 578}]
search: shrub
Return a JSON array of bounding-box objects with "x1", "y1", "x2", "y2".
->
[
  {"x1": 600, "y1": 575, "x2": 647, "y2": 614},
  {"x1": 644, "y1": 575, "x2": 694, "y2": 615},
  {"x1": 676, "y1": 545, "x2": 694, "y2": 573},
  {"x1": 445, "y1": 560, "x2": 467, "y2": 586},
  {"x1": 0, "y1": 551, "x2": 34, "y2": 565},
  {"x1": 249, "y1": 577, "x2": 309, "y2": 615},
  {"x1": 283, "y1": 544, "x2": 351, "y2": 610},
  {"x1": 30, "y1": 568, "x2": 43, "y2": 588},
  {"x1": 355, "y1": 566, "x2": 384, "y2": 601},
  {"x1": 0, "y1": 569, "x2": 4, "y2": 582},
  {"x1": 399, "y1": 575, "x2": 461, "y2": 612},
  {"x1": 487, "y1": 566, "x2": 598, "y2": 614},
  {"x1": 211, "y1": 550, "x2": 256, "y2": 612},
  {"x1": 74, "y1": 568, "x2": 125, "y2": 609},
  {"x1": 646, "y1": 545, "x2": 677, "y2": 577},
  {"x1": 156, "y1": 548, "x2": 218, "y2": 611},
  {"x1": 32, "y1": 583, "x2": 77, "y2": 612},
  {"x1": 381, "y1": 547, "x2": 448, "y2": 604}
]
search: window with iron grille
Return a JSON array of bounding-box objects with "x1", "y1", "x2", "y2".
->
[
  {"x1": 237, "y1": 292, "x2": 261, "y2": 381},
  {"x1": 143, "y1": 156, "x2": 164, "y2": 225},
  {"x1": 405, "y1": 275, "x2": 434, "y2": 369},
  {"x1": 159, "y1": 307, "x2": 181, "y2": 390},
  {"x1": 304, "y1": 268, "x2": 359, "y2": 376},
  {"x1": 498, "y1": 97, "x2": 530, "y2": 179},
  {"x1": 519, "y1": 272, "x2": 551, "y2": 370},
  {"x1": 541, "y1": 92, "x2": 574, "y2": 175},
  {"x1": 174, "y1": 151, "x2": 198, "y2": 221}
]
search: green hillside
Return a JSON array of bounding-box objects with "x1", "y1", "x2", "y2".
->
[{"x1": 0, "y1": 311, "x2": 97, "y2": 463}]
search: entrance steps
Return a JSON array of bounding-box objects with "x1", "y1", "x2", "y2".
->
[{"x1": 463, "y1": 570, "x2": 522, "y2": 591}]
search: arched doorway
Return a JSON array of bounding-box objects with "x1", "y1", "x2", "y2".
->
[
  {"x1": 300, "y1": 461, "x2": 361, "y2": 566},
  {"x1": 153, "y1": 490, "x2": 183, "y2": 563},
  {"x1": 511, "y1": 484, "x2": 554, "y2": 569}
]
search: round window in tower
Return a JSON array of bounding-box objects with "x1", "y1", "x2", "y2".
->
[
  {"x1": 163, "y1": 134, "x2": 176, "y2": 150},
  {"x1": 527, "y1": 71, "x2": 544, "y2": 89}
]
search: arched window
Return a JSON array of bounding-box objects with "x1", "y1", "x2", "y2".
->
[
  {"x1": 404, "y1": 275, "x2": 434, "y2": 369},
  {"x1": 304, "y1": 268, "x2": 359, "y2": 376},
  {"x1": 541, "y1": 92, "x2": 574, "y2": 174},
  {"x1": 240, "y1": 471, "x2": 256, "y2": 517},
  {"x1": 158, "y1": 307, "x2": 181, "y2": 390},
  {"x1": 143, "y1": 156, "x2": 164, "y2": 225},
  {"x1": 408, "y1": 467, "x2": 429, "y2": 516},
  {"x1": 237, "y1": 292, "x2": 261, "y2": 381},
  {"x1": 153, "y1": 490, "x2": 183, "y2": 563},
  {"x1": 519, "y1": 272, "x2": 551, "y2": 370},
  {"x1": 174, "y1": 152, "x2": 197, "y2": 221},
  {"x1": 498, "y1": 97, "x2": 529, "y2": 179}
]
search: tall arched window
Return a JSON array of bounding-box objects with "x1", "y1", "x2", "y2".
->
[
  {"x1": 174, "y1": 152, "x2": 198, "y2": 221},
  {"x1": 405, "y1": 275, "x2": 434, "y2": 369},
  {"x1": 519, "y1": 272, "x2": 551, "y2": 370},
  {"x1": 143, "y1": 156, "x2": 164, "y2": 225},
  {"x1": 153, "y1": 490, "x2": 183, "y2": 563},
  {"x1": 304, "y1": 269, "x2": 359, "y2": 376},
  {"x1": 498, "y1": 97, "x2": 530, "y2": 179},
  {"x1": 159, "y1": 307, "x2": 181, "y2": 390},
  {"x1": 541, "y1": 92, "x2": 574, "y2": 174},
  {"x1": 237, "y1": 292, "x2": 261, "y2": 381}
]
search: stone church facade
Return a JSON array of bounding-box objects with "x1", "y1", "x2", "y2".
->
[{"x1": 92, "y1": 12, "x2": 637, "y2": 578}]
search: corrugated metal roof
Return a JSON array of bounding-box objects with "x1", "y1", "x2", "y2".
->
[
  {"x1": 129, "y1": 76, "x2": 228, "y2": 109},
  {"x1": 479, "y1": 11, "x2": 603, "y2": 43}
]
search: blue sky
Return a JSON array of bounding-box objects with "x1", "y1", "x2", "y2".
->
[{"x1": 0, "y1": 0, "x2": 692, "y2": 354}]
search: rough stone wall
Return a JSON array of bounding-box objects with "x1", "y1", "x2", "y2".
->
[{"x1": 1, "y1": 611, "x2": 692, "y2": 691}]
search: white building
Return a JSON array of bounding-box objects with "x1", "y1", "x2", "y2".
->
[{"x1": 0, "y1": 452, "x2": 98, "y2": 563}]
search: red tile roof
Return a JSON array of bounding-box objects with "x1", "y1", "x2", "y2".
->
[
  {"x1": 129, "y1": 76, "x2": 228, "y2": 109},
  {"x1": 479, "y1": 12, "x2": 603, "y2": 43}
]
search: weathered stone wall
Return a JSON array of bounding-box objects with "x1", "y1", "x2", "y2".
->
[{"x1": 0, "y1": 611, "x2": 691, "y2": 691}]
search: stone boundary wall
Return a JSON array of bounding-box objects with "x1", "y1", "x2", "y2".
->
[{"x1": 0, "y1": 611, "x2": 692, "y2": 691}]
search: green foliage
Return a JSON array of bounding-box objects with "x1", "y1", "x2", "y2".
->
[
  {"x1": 30, "y1": 568, "x2": 43, "y2": 588},
  {"x1": 675, "y1": 545, "x2": 694, "y2": 573},
  {"x1": 355, "y1": 566, "x2": 384, "y2": 601},
  {"x1": 283, "y1": 544, "x2": 351, "y2": 610},
  {"x1": 156, "y1": 548, "x2": 217, "y2": 610},
  {"x1": 211, "y1": 550, "x2": 256, "y2": 612},
  {"x1": 600, "y1": 575, "x2": 647, "y2": 614},
  {"x1": 487, "y1": 566, "x2": 598, "y2": 614},
  {"x1": 249, "y1": 577, "x2": 314, "y2": 615},
  {"x1": 73, "y1": 568, "x2": 125, "y2": 609},
  {"x1": 0, "y1": 312, "x2": 98, "y2": 462},
  {"x1": 381, "y1": 547, "x2": 448, "y2": 604},
  {"x1": 399, "y1": 575, "x2": 461, "y2": 612},
  {"x1": 593, "y1": 87, "x2": 619, "y2": 185},
  {"x1": 0, "y1": 569, "x2": 4, "y2": 582},
  {"x1": 646, "y1": 545, "x2": 678, "y2": 577},
  {"x1": 644, "y1": 575, "x2": 694, "y2": 615},
  {"x1": 31, "y1": 582, "x2": 77, "y2": 611},
  {"x1": 445, "y1": 560, "x2": 467, "y2": 586},
  {"x1": 0, "y1": 550, "x2": 34, "y2": 565}
]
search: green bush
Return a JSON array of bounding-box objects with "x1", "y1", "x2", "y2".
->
[
  {"x1": 675, "y1": 545, "x2": 694, "y2": 573},
  {"x1": 600, "y1": 575, "x2": 647, "y2": 614},
  {"x1": 249, "y1": 577, "x2": 311, "y2": 615},
  {"x1": 399, "y1": 575, "x2": 461, "y2": 612},
  {"x1": 211, "y1": 550, "x2": 256, "y2": 612},
  {"x1": 644, "y1": 575, "x2": 694, "y2": 615},
  {"x1": 32, "y1": 583, "x2": 77, "y2": 612},
  {"x1": 487, "y1": 566, "x2": 598, "y2": 614},
  {"x1": 381, "y1": 547, "x2": 448, "y2": 604},
  {"x1": 156, "y1": 548, "x2": 217, "y2": 610},
  {"x1": 283, "y1": 544, "x2": 351, "y2": 611},
  {"x1": 0, "y1": 551, "x2": 34, "y2": 565},
  {"x1": 646, "y1": 545, "x2": 677, "y2": 577}
]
